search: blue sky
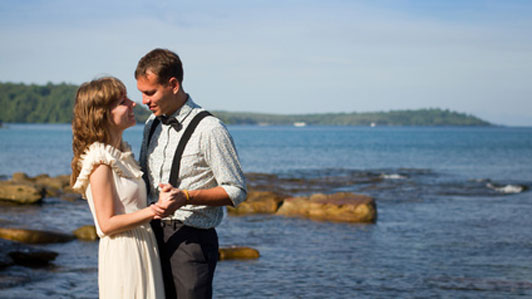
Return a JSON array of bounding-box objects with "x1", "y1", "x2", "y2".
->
[{"x1": 1, "y1": 0, "x2": 531, "y2": 125}]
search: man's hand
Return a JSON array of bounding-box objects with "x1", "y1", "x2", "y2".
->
[{"x1": 153, "y1": 183, "x2": 187, "y2": 219}]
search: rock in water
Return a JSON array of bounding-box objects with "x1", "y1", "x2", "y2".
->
[
  {"x1": 9, "y1": 249, "x2": 58, "y2": 267},
  {"x1": 277, "y1": 192, "x2": 377, "y2": 223},
  {"x1": 227, "y1": 190, "x2": 285, "y2": 215},
  {"x1": 0, "y1": 239, "x2": 58, "y2": 268},
  {"x1": 274, "y1": 196, "x2": 310, "y2": 217},
  {"x1": 0, "y1": 182, "x2": 44, "y2": 204},
  {"x1": 308, "y1": 192, "x2": 377, "y2": 223},
  {"x1": 0, "y1": 227, "x2": 75, "y2": 244},
  {"x1": 11, "y1": 172, "x2": 32, "y2": 183},
  {"x1": 73, "y1": 225, "x2": 98, "y2": 241},
  {"x1": 0, "y1": 239, "x2": 14, "y2": 269},
  {"x1": 218, "y1": 246, "x2": 260, "y2": 260},
  {"x1": 35, "y1": 174, "x2": 71, "y2": 196},
  {"x1": 10, "y1": 172, "x2": 71, "y2": 197}
]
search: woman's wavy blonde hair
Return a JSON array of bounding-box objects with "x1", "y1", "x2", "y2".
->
[{"x1": 70, "y1": 76, "x2": 126, "y2": 188}]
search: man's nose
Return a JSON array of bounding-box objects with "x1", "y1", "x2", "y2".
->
[{"x1": 142, "y1": 96, "x2": 150, "y2": 105}]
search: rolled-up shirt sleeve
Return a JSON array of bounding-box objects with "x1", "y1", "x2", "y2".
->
[{"x1": 201, "y1": 124, "x2": 247, "y2": 206}]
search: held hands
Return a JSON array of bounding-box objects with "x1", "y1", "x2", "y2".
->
[{"x1": 150, "y1": 183, "x2": 188, "y2": 219}]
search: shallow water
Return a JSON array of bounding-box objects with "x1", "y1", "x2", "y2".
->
[{"x1": 1, "y1": 124, "x2": 531, "y2": 298}]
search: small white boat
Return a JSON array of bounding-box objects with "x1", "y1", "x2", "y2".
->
[{"x1": 293, "y1": 122, "x2": 307, "y2": 127}]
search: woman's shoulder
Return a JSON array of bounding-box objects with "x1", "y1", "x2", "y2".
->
[{"x1": 72, "y1": 142, "x2": 142, "y2": 193}]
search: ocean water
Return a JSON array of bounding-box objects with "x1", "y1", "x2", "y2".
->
[{"x1": 1, "y1": 124, "x2": 532, "y2": 298}]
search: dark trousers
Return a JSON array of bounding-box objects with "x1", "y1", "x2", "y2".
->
[{"x1": 151, "y1": 219, "x2": 219, "y2": 299}]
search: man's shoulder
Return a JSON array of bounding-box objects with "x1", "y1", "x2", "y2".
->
[
  {"x1": 187, "y1": 107, "x2": 223, "y2": 127},
  {"x1": 144, "y1": 113, "x2": 157, "y2": 124},
  {"x1": 196, "y1": 111, "x2": 226, "y2": 130},
  {"x1": 187, "y1": 110, "x2": 232, "y2": 143},
  {"x1": 140, "y1": 114, "x2": 157, "y2": 137}
]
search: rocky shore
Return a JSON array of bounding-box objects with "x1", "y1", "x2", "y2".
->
[
  {"x1": 0, "y1": 171, "x2": 378, "y2": 271},
  {"x1": 227, "y1": 189, "x2": 377, "y2": 223}
]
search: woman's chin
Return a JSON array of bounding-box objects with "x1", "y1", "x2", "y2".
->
[{"x1": 126, "y1": 119, "x2": 136, "y2": 129}]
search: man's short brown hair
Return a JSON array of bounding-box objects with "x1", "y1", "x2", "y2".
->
[{"x1": 135, "y1": 48, "x2": 184, "y2": 85}]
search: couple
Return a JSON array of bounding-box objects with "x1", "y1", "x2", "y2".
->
[{"x1": 70, "y1": 48, "x2": 247, "y2": 299}]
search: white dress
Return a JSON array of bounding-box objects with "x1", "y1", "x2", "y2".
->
[{"x1": 73, "y1": 142, "x2": 165, "y2": 299}]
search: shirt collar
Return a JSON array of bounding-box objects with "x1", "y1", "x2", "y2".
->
[{"x1": 168, "y1": 94, "x2": 199, "y2": 125}]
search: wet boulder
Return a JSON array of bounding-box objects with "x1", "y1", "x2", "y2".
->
[
  {"x1": 11, "y1": 172, "x2": 33, "y2": 183},
  {"x1": 0, "y1": 181, "x2": 45, "y2": 204},
  {"x1": 218, "y1": 246, "x2": 260, "y2": 260},
  {"x1": 9, "y1": 173, "x2": 73, "y2": 198},
  {"x1": 15, "y1": 173, "x2": 71, "y2": 197},
  {"x1": 0, "y1": 240, "x2": 14, "y2": 269},
  {"x1": 274, "y1": 196, "x2": 310, "y2": 217},
  {"x1": 73, "y1": 225, "x2": 98, "y2": 241},
  {"x1": 227, "y1": 190, "x2": 286, "y2": 215},
  {"x1": 9, "y1": 248, "x2": 58, "y2": 267},
  {"x1": 56, "y1": 174, "x2": 74, "y2": 192},
  {"x1": 277, "y1": 192, "x2": 377, "y2": 223},
  {"x1": 0, "y1": 254, "x2": 12, "y2": 269},
  {"x1": 0, "y1": 239, "x2": 57, "y2": 268},
  {"x1": 0, "y1": 227, "x2": 75, "y2": 244},
  {"x1": 34, "y1": 174, "x2": 63, "y2": 196}
]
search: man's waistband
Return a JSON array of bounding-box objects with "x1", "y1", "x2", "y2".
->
[{"x1": 151, "y1": 219, "x2": 214, "y2": 231}]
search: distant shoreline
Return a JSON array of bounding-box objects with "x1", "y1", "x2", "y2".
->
[
  {"x1": 210, "y1": 108, "x2": 493, "y2": 127},
  {"x1": 1, "y1": 81, "x2": 492, "y2": 126},
  {"x1": 3, "y1": 123, "x2": 526, "y2": 128}
]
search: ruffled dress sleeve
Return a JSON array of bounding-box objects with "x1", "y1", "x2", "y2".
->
[{"x1": 72, "y1": 142, "x2": 143, "y2": 195}]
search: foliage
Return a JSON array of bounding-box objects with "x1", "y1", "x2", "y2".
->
[
  {"x1": 211, "y1": 109, "x2": 492, "y2": 126},
  {"x1": 0, "y1": 82, "x2": 491, "y2": 126},
  {"x1": 0, "y1": 82, "x2": 150, "y2": 124}
]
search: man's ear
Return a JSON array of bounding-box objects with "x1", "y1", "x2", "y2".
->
[{"x1": 168, "y1": 77, "x2": 180, "y2": 94}]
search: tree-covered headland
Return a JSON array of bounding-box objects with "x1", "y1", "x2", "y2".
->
[
  {"x1": 0, "y1": 82, "x2": 150, "y2": 123},
  {"x1": 0, "y1": 82, "x2": 492, "y2": 126}
]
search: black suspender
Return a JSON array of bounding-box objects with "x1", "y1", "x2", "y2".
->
[
  {"x1": 146, "y1": 111, "x2": 213, "y2": 187},
  {"x1": 169, "y1": 111, "x2": 212, "y2": 186}
]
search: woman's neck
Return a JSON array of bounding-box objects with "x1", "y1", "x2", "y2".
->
[{"x1": 109, "y1": 130, "x2": 123, "y2": 150}]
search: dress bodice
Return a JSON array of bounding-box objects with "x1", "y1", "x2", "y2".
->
[{"x1": 72, "y1": 142, "x2": 146, "y2": 237}]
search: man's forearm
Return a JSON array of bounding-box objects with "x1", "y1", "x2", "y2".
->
[{"x1": 187, "y1": 186, "x2": 233, "y2": 207}]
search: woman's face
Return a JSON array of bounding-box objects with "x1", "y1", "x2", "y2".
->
[{"x1": 109, "y1": 92, "x2": 137, "y2": 132}]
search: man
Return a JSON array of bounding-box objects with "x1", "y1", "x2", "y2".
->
[{"x1": 136, "y1": 48, "x2": 247, "y2": 299}]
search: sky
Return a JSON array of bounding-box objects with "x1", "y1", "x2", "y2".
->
[{"x1": 1, "y1": 0, "x2": 531, "y2": 126}]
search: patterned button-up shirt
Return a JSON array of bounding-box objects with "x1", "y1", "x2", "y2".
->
[{"x1": 139, "y1": 96, "x2": 247, "y2": 229}]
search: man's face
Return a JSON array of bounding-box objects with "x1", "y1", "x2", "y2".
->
[{"x1": 136, "y1": 71, "x2": 176, "y2": 116}]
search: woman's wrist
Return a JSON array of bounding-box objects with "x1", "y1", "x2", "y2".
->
[{"x1": 148, "y1": 204, "x2": 157, "y2": 217}]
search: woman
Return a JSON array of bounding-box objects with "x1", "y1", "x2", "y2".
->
[{"x1": 70, "y1": 77, "x2": 171, "y2": 298}]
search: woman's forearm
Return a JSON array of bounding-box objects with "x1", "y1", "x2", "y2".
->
[{"x1": 99, "y1": 206, "x2": 155, "y2": 236}]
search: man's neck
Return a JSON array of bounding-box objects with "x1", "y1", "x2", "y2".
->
[{"x1": 165, "y1": 91, "x2": 188, "y2": 116}]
